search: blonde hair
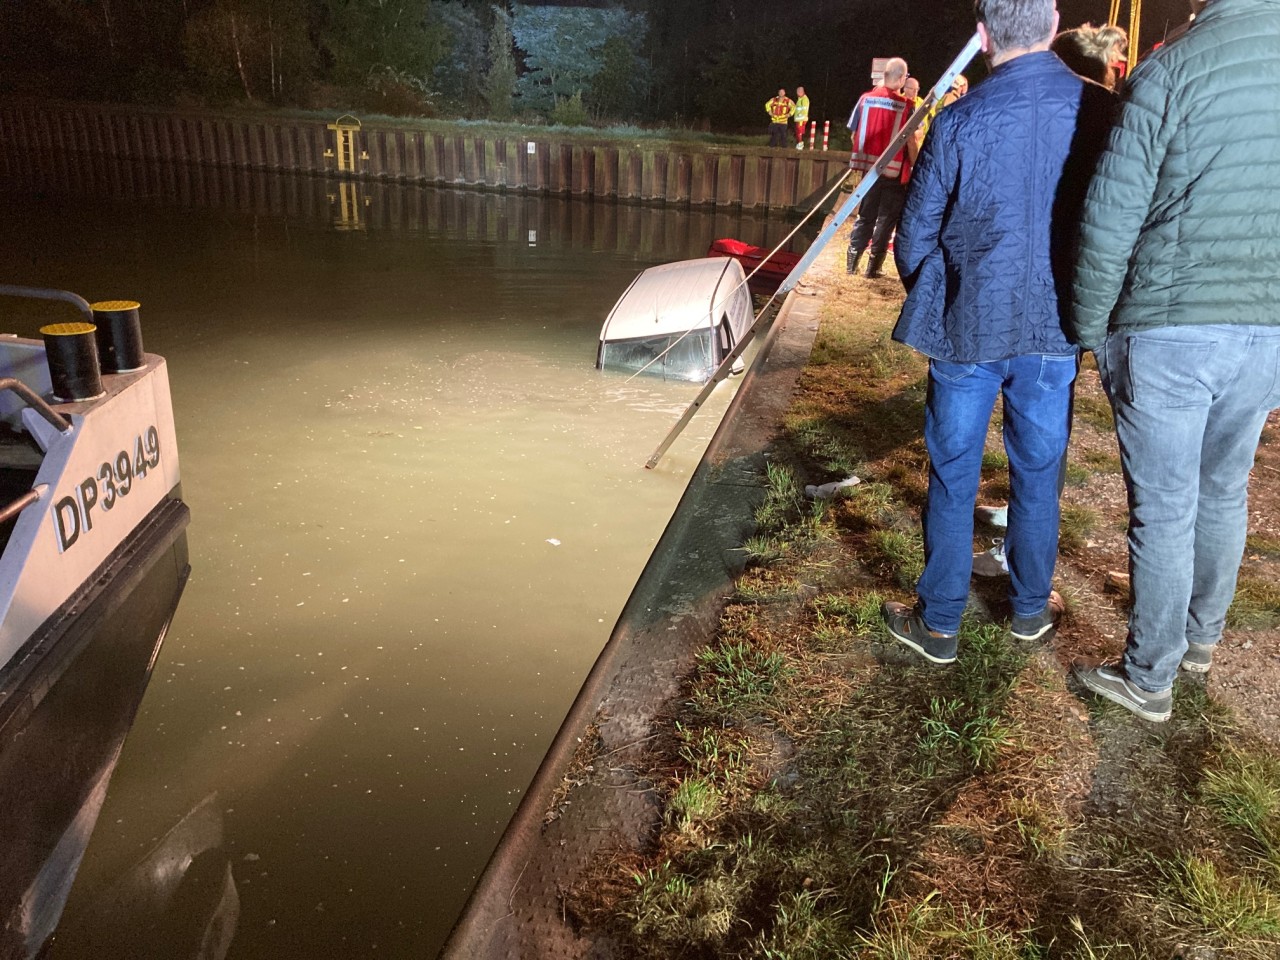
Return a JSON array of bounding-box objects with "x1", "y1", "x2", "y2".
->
[{"x1": 1052, "y1": 23, "x2": 1128, "y2": 86}]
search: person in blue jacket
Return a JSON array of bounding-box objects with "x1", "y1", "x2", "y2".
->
[{"x1": 879, "y1": 0, "x2": 1116, "y2": 664}]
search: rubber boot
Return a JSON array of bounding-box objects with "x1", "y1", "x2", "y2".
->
[
  {"x1": 865, "y1": 250, "x2": 888, "y2": 279},
  {"x1": 846, "y1": 246, "x2": 862, "y2": 276}
]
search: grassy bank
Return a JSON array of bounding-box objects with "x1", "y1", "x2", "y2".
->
[{"x1": 570, "y1": 255, "x2": 1280, "y2": 957}]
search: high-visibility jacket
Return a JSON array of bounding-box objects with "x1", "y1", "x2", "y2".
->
[
  {"x1": 766, "y1": 96, "x2": 795, "y2": 123},
  {"x1": 846, "y1": 86, "x2": 911, "y2": 179},
  {"x1": 794, "y1": 95, "x2": 810, "y2": 123}
]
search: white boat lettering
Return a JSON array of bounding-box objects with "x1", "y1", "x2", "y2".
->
[{"x1": 55, "y1": 426, "x2": 161, "y2": 552}]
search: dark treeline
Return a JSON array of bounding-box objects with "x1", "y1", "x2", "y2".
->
[{"x1": 0, "y1": 0, "x2": 982, "y2": 132}]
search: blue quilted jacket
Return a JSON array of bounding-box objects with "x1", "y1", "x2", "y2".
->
[{"x1": 892, "y1": 51, "x2": 1115, "y2": 362}]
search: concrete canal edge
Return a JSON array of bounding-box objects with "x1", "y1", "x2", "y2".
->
[{"x1": 439, "y1": 255, "x2": 835, "y2": 959}]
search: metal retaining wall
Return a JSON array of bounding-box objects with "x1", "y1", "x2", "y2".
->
[{"x1": 0, "y1": 98, "x2": 848, "y2": 212}]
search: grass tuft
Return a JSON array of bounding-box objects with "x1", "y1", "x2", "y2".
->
[
  {"x1": 1059, "y1": 503, "x2": 1099, "y2": 553},
  {"x1": 868, "y1": 529, "x2": 925, "y2": 589},
  {"x1": 1075, "y1": 394, "x2": 1116, "y2": 431},
  {"x1": 1202, "y1": 745, "x2": 1280, "y2": 865},
  {"x1": 1160, "y1": 853, "x2": 1280, "y2": 942},
  {"x1": 694, "y1": 639, "x2": 791, "y2": 715},
  {"x1": 1227, "y1": 576, "x2": 1280, "y2": 629}
]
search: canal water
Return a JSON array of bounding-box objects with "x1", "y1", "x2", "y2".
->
[{"x1": 0, "y1": 157, "x2": 811, "y2": 958}]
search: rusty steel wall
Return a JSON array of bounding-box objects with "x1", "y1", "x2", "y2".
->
[{"x1": 0, "y1": 98, "x2": 848, "y2": 212}]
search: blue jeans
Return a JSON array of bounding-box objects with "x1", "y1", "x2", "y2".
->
[
  {"x1": 918, "y1": 355, "x2": 1078, "y2": 634},
  {"x1": 1098, "y1": 324, "x2": 1280, "y2": 692}
]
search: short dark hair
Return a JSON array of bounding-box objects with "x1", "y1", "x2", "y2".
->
[{"x1": 975, "y1": 0, "x2": 1056, "y2": 52}]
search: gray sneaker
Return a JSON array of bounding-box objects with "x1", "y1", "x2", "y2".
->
[
  {"x1": 1075, "y1": 662, "x2": 1172, "y2": 722},
  {"x1": 1011, "y1": 590, "x2": 1064, "y2": 641},
  {"x1": 881, "y1": 601, "x2": 957, "y2": 665},
  {"x1": 972, "y1": 539, "x2": 1008, "y2": 578},
  {"x1": 1180, "y1": 641, "x2": 1215, "y2": 674}
]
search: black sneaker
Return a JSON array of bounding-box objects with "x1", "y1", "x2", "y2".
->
[
  {"x1": 1180, "y1": 641, "x2": 1214, "y2": 674},
  {"x1": 881, "y1": 601, "x2": 957, "y2": 664},
  {"x1": 1010, "y1": 590, "x2": 1064, "y2": 641},
  {"x1": 1074, "y1": 662, "x2": 1172, "y2": 722}
]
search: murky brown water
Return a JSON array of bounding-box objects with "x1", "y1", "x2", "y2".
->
[{"x1": 0, "y1": 159, "x2": 809, "y2": 958}]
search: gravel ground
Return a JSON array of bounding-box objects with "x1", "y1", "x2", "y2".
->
[{"x1": 983, "y1": 359, "x2": 1280, "y2": 742}]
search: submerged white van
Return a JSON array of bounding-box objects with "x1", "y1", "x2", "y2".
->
[{"x1": 596, "y1": 258, "x2": 753, "y2": 382}]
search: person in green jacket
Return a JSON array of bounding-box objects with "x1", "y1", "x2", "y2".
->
[
  {"x1": 1069, "y1": 0, "x2": 1280, "y2": 722},
  {"x1": 793, "y1": 86, "x2": 810, "y2": 149}
]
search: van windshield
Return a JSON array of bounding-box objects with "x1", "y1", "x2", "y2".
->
[{"x1": 598, "y1": 330, "x2": 715, "y2": 382}]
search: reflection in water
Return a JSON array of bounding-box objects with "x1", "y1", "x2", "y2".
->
[
  {"x1": 0, "y1": 149, "x2": 810, "y2": 258},
  {"x1": 0, "y1": 154, "x2": 813, "y2": 959},
  {"x1": 0, "y1": 533, "x2": 189, "y2": 959}
]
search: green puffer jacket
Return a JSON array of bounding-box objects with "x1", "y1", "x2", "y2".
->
[{"x1": 1070, "y1": 0, "x2": 1280, "y2": 350}]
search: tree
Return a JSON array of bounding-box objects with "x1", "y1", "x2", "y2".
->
[
  {"x1": 482, "y1": 5, "x2": 517, "y2": 120},
  {"x1": 430, "y1": 1, "x2": 487, "y2": 114},
  {"x1": 323, "y1": 0, "x2": 448, "y2": 88},
  {"x1": 184, "y1": 0, "x2": 311, "y2": 103},
  {"x1": 511, "y1": 4, "x2": 648, "y2": 115},
  {"x1": 588, "y1": 34, "x2": 645, "y2": 123}
]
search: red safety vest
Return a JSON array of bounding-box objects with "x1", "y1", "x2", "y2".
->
[
  {"x1": 767, "y1": 97, "x2": 795, "y2": 122},
  {"x1": 847, "y1": 87, "x2": 911, "y2": 179}
]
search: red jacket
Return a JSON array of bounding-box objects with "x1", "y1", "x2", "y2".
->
[{"x1": 847, "y1": 86, "x2": 913, "y2": 182}]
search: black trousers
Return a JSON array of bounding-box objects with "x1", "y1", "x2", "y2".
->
[
  {"x1": 768, "y1": 122, "x2": 790, "y2": 148},
  {"x1": 847, "y1": 177, "x2": 907, "y2": 262}
]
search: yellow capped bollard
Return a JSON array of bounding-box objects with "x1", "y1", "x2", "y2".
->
[
  {"x1": 91, "y1": 300, "x2": 146, "y2": 373},
  {"x1": 40, "y1": 322, "x2": 105, "y2": 402}
]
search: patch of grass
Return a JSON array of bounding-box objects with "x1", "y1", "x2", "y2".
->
[
  {"x1": 918, "y1": 695, "x2": 1013, "y2": 775},
  {"x1": 756, "y1": 462, "x2": 805, "y2": 535},
  {"x1": 785, "y1": 414, "x2": 863, "y2": 478},
  {"x1": 741, "y1": 535, "x2": 783, "y2": 565},
  {"x1": 864, "y1": 331, "x2": 924, "y2": 380},
  {"x1": 675, "y1": 722, "x2": 748, "y2": 779},
  {"x1": 982, "y1": 451, "x2": 1010, "y2": 471},
  {"x1": 812, "y1": 591, "x2": 885, "y2": 641},
  {"x1": 852, "y1": 898, "x2": 1028, "y2": 959},
  {"x1": 1081, "y1": 449, "x2": 1123, "y2": 474},
  {"x1": 1064, "y1": 462, "x2": 1091, "y2": 486},
  {"x1": 844, "y1": 481, "x2": 898, "y2": 528},
  {"x1": 747, "y1": 889, "x2": 853, "y2": 959},
  {"x1": 668, "y1": 776, "x2": 723, "y2": 831},
  {"x1": 868, "y1": 529, "x2": 925, "y2": 589},
  {"x1": 914, "y1": 621, "x2": 1026, "y2": 776},
  {"x1": 1227, "y1": 576, "x2": 1280, "y2": 629},
  {"x1": 735, "y1": 570, "x2": 809, "y2": 604},
  {"x1": 744, "y1": 462, "x2": 833, "y2": 563},
  {"x1": 1075, "y1": 394, "x2": 1116, "y2": 432},
  {"x1": 1246, "y1": 533, "x2": 1280, "y2": 559},
  {"x1": 693, "y1": 639, "x2": 791, "y2": 715},
  {"x1": 1059, "y1": 503, "x2": 1099, "y2": 553},
  {"x1": 1160, "y1": 853, "x2": 1280, "y2": 943},
  {"x1": 1202, "y1": 745, "x2": 1280, "y2": 865},
  {"x1": 1061, "y1": 917, "x2": 1140, "y2": 960}
]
